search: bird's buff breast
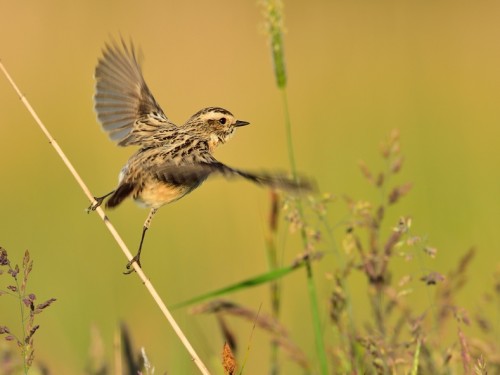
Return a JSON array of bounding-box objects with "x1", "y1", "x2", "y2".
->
[{"x1": 134, "y1": 182, "x2": 195, "y2": 209}]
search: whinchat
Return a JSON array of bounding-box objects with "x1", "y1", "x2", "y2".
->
[{"x1": 89, "y1": 39, "x2": 312, "y2": 273}]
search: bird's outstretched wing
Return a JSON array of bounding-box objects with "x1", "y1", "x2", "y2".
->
[
  {"x1": 94, "y1": 38, "x2": 177, "y2": 147},
  {"x1": 151, "y1": 161, "x2": 315, "y2": 193}
]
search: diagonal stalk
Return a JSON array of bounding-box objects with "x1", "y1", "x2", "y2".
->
[{"x1": 0, "y1": 60, "x2": 211, "y2": 375}]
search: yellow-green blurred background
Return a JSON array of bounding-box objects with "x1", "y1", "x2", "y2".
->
[{"x1": 1, "y1": 1, "x2": 499, "y2": 373}]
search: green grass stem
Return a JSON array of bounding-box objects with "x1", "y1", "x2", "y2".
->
[
  {"x1": 260, "y1": 0, "x2": 329, "y2": 371},
  {"x1": 282, "y1": 91, "x2": 329, "y2": 375}
]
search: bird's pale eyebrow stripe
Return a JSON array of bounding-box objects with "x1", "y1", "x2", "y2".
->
[{"x1": 193, "y1": 107, "x2": 233, "y2": 117}]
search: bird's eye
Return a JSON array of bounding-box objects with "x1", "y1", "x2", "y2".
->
[{"x1": 218, "y1": 118, "x2": 227, "y2": 125}]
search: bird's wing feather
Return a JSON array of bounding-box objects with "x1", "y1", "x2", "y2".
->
[{"x1": 94, "y1": 38, "x2": 177, "y2": 147}]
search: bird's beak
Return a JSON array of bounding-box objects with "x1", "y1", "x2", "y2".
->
[{"x1": 234, "y1": 120, "x2": 250, "y2": 127}]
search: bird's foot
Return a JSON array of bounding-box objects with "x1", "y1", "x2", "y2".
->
[
  {"x1": 86, "y1": 191, "x2": 115, "y2": 213},
  {"x1": 123, "y1": 255, "x2": 142, "y2": 275},
  {"x1": 86, "y1": 196, "x2": 105, "y2": 213}
]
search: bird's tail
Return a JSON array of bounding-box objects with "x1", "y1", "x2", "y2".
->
[
  {"x1": 152, "y1": 162, "x2": 316, "y2": 194},
  {"x1": 233, "y1": 168, "x2": 315, "y2": 193}
]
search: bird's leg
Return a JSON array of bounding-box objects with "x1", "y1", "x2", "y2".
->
[
  {"x1": 87, "y1": 190, "x2": 115, "y2": 212},
  {"x1": 124, "y1": 208, "x2": 158, "y2": 274}
]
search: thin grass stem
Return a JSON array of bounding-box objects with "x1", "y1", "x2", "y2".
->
[
  {"x1": 265, "y1": 191, "x2": 282, "y2": 374},
  {"x1": 280, "y1": 45, "x2": 329, "y2": 375},
  {"x1": 13, "y1": 275, "x2": 28, "y2": 374},
  {"x1": 0, "y1": 60, "x2": 211, "y2": 375},
  {"x1": 260, "y1": 0, "x2": 330, "y2": 370},
  {"x1": 410, "y1": 339, "x2": 421, "y2": 375}
]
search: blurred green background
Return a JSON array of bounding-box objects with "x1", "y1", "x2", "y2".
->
[{"x1": 1, "y1": 0, "x2": 499, "y2": 373}]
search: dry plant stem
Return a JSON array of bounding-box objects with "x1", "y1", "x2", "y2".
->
[
  {"x1": 265, "y1": 191, "x2": 281, "y2": 375},
  {"x1": 113, "y1": 328, "x2": 122, "y2": 375},
  {"x1": 0, "y1": 60, "x2": 211, "y2": 375}
]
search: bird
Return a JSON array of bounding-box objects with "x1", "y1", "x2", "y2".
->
[{"x1": 89, "y1": 38, "x2": 312, "y2": 273}]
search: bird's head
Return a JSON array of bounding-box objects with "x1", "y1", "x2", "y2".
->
[{"x1": 184, "y1": 107, "x2": 249, "y2": 149}]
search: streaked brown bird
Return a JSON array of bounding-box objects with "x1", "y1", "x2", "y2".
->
[{"x1": 90, "y1": 39, "x2": 312, "y2": 273}]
